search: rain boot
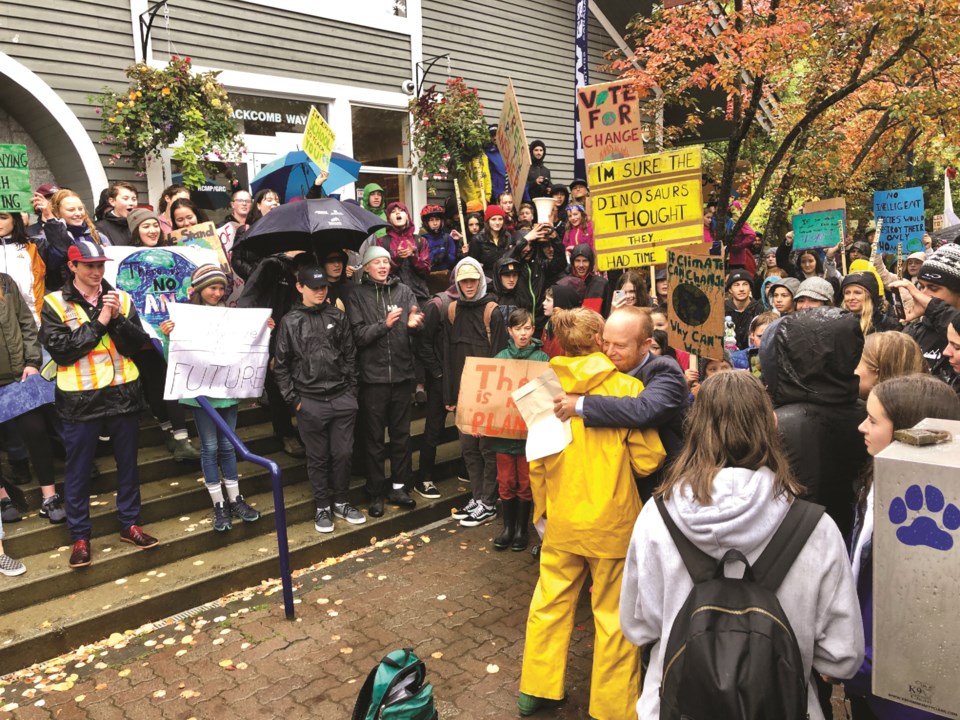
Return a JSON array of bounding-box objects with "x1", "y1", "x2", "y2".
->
[
  {"x1": 512, "y1": 500, "x2": 532, "y2": 552},
  {"x1": 493, "y1": 497, "x2": 518, "y2": 551}
]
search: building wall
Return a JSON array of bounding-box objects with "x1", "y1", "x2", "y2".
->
[
  {"x1": 0, "y1": 0, "x2": 140, "y2": 194},
  {"x1": 421, "y1": 0, "x2": 620, "y2": 187}
]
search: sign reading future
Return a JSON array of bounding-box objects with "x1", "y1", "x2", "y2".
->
[
  {"x1": 589, "y1": 147, "x2": 704, "y2": 270},
  {"x1": 0, "y1": 144, "x2": 30, "y2": 214}
]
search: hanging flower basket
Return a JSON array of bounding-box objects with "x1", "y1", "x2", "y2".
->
[
  {"x1": 89, "y1": 55, "x2": 245, "y2": 188},
  {"x1": 408, "y1": 77, "x2": 488, "y2": 181}
]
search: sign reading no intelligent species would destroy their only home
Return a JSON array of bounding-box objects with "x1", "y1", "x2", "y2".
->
[
  {"x1": 874, "y1": 187, "x2": 926, "y2": 254},
  {"x1": 590, "y1": 146, "x2": 704, "y2": 271}
]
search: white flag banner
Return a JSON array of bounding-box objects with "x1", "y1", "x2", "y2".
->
[
  {"x1": 163, "y1": 304, "x2": 272, "y2": 401},
  {"x1": 945, "y1": 171, "x2": 960, "y2": 228}
]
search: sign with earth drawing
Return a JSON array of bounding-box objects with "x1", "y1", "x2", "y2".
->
[
  {"x1": 577, "y1": 80, "x2": 646, "y2": 167},
  {"x1": 589, "y1": 146, "x2": 704, "y2": 271},
  {"x1": 666, "y1": 244, "x2": 725, "y2": 360}
]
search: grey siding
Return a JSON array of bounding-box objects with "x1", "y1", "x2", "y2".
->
[
  {"x1": 422, "y1": 0, "x2": 626, "y2": 187},
  {"x1": 0, "y1": 0, "x2": 141, "y2": 199},
  {"x1": 151, "y1": 0, "x2": 411, "y2": 95}
]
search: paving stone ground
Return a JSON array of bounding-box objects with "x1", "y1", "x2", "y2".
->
[{"x1": 0, "y1": 517, "x2": 852, "y2": 719}]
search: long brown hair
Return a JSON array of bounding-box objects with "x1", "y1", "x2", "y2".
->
[
  {"x1": 872, "y1": 374, "x2": 960, "y2": 431},
  {"x1": 657, "y1": 372, "x2": 802, "y2": 505}
]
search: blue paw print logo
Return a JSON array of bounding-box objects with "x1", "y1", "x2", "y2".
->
[{"x1": 889, "y1": 484, "x2": 960, "y2": 551}]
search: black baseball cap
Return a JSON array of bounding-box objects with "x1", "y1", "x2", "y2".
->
[{"x1": 297, "y1": 266, "x2": 328, "y2": 289}]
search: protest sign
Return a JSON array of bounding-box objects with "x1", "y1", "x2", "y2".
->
[
  {"x1": 170, "y1": 222, "x2": 228, "y2": 266},
  {"x1": 495, "y1": 79, "x2": 531, "y2": 200},
  {"x1": 164, "y1": 304, "x2": 272, "y2": 401},
  {"x1": 302, "y1": 105, "x2": 335, "y2": 173},
  {"x1": 933, "y1": 214, "x2": 946, "y2": 232},
  {"x1": 455, "y1": 357, "x2": 549, "y2": 440},
  {"x1": 874, "y1": 186, "x2": 925, "y2": 253},
  {"x1": 577, "y1": 80, "x2": 645, "y2": 167},
  {"x1": 666, "y1": 243, "x2": 725, "y2": 359},
  {"x1": 589, "y1": 146, "x2": 703, "y2": 270},
  {"x1": 0, "y1": 374, "x2": 55, "y2": 424},
  {"x1": 791, "y1": 208, "x2": 845, "y2": 250},
  {"x1": 873, "y1": 419, "x2": 960, "y2": 718},
  {"x1": 511, "y1": 368, "x2": 572, "y2": 461},
  {"x1": 0, "y1": 144, "x2": 30, "y2": 214},
  {"x1": 105, "y1": 245, "x2": 218, "y2": 340}
]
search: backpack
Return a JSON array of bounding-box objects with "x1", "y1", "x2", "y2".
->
[
  {"x1": 447, "y1": 299, "x2": 497, "y2": 345},
  {"x1": 655, "y1": 497, "x2": 824, "y2": 720},
  {"x1": 352, "y1": 649, "x2": 438, "y2": 720}
]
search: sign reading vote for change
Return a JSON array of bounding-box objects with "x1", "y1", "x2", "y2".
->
[
  {"x1": 577, "y1": 80, "x2": 645, "y2": 167},
  {"x1": 792, "y1": 209, "x2": 845, "y2": 250},
  {"x1": 496, "y1": 79, "x2": 531, "y2": 200},
  {"x1": 0, "y1": 144, "x2": 30, "y2": 214},
  {"x1": 301, "y1": 105, "x2": 335, "y2": 173},
  {"x1": 590, "y1": 147, "x2": 703, "y2": 270},
  {"x1": 874, "y1": 186, "x2": 926, "y2": 254},
  {"x1": 666, "y1": 244, "x2": 725, "y2": 359},
  {"x1": 164, "y1": 304, "x2": 272, "y2": 401},
  {"x1": 455, "y1": 357, "x2": 549, "y2": 440}
]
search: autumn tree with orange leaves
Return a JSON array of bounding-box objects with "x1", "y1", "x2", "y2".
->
[{"x1": 616, "y1": 0, "x2": 960, "y2": 244}]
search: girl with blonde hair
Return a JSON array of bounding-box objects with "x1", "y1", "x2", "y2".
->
[{"x1": 855, "y1": 331, "x2": 926, "y2": 400}]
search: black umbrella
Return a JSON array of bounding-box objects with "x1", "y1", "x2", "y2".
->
[
  {"x1": 931, "y1": 223, "x2": 960, "y2": 246},
  {"x1": 234, "y1": 197, "x2": 389, "y2": 255}
]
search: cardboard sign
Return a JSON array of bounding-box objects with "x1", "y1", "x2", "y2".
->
[
  {"x1": 577, "y1": 80, "x2": 645, "y2": 167},
  {"x1": 666, "y1": 244, "x2": 725, "y2": 359},
  {"x1": 590, "y1": 147, "x2": 704, "y2": 270},
  {"x1": 495, "y1": 79, "x2": 532, "y2": 200},
  {"x1": 104, "y1": 245, "x2": 219, "y2": 341},
  {"x1": 164, "y1": 304, "x2": 272, "y2": 400},
  {"x1": 455, "y1": 357, "x2": 549, "y2": 439},
  {"x1": 792, "y1": 209, "x2": 845, "y2": 250},
  {"x1": 873, "y1": 418, "x2": 960, "y2": 718},
  {"x1": 0, "y1": 144, "x2": 30, "y2": 214},
  {"x1": 302, "y1": 105, "x2": 335, "y2": 173},
  {"x1": 169, "y1": 222, "x2": 229, "y2": 267},
  {"x1": 874, "y1": 187, "x2": 926, "y2": 253},
  {"x1": 933, "y1": 214, "x2": 946, "y2": 232},
  {"x1": 0, "y1": 374, "x2": 55, "y2": 424}
]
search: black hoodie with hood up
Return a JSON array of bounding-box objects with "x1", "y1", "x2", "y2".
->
[
  {"x1": 526, "y1": 140, "x2": 552, "y2": 199},
  {"x1": 568, "y1": 243, "x2": 610, "y2": 317},
  {"x1": 760, "y1": 307, "x2": 869, "y2": 539}
]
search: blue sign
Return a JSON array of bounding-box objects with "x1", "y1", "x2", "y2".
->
[
  {"x1": 873, "y1": 187, "x2": 925, "y2": 254},
  {"x1": 0, "y1": 374, "x2": 55, "y2": 424}
]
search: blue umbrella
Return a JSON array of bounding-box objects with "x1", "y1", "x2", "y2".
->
[{"x1": 250, "y1": 151, "x2": 362, "y2": 201}]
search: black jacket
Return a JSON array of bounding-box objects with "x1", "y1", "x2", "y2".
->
[
  {"x1": 508, "y1": 232, "x2": 567, "y2": 322},
  {"x1": 724, "y1": 298, "x2": 762, "y2": 350},
  {"x1": 441, "y1": 289, "x2": 508, "y2": 406},
  {"x1": 526, "y1": 141, "x2": 552, "y2": 199},
  {"x1": 568, "y1": 244, "x2": 611, "y2": 317},
  {"x1": 760, "y1": 308, "x2": 868, "y2": 538},
  {"x1": 469, "y1": 230, "x2": 513, "y2": 280},
  {"x1": 39, "y1": 279, "x2": 148, "y2": 422},
  {"x1": 273, "y1": 302, "x2": 356, "y2": 409},
  {"x1": 492, "y1": 256, "x2": 532, "y2": 324},
  {"x1": 236, "y1": 253, "x2": 302, "y2": 351},
  {"x1": 905, "y1": 297, "x2": 960, "y2": 385},
  {"x1": 345, "y1": 275, "x2": 420, "y2": 385},
  {"x1": 95, "y1": 212, "x2": 133, "y2": 246}
]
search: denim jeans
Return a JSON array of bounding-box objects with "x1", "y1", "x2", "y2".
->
[{"x1": 192, "y1": 404, "x2": 239, "y2": 487}]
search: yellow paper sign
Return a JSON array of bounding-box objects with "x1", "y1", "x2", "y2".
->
[
  {"x1": 589, "y1": 147, "x2": 704, "y2": 270},
  {"x1": 302, "y1": 106, "x2": 335, "y2": 173}
]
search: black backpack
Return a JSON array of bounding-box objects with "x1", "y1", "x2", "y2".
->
[{"x1": 656, "y1": 497, "x2": 824, "y2": 720}]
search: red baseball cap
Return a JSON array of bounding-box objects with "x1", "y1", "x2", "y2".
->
[{"x1": 67, "y1": 240, "x2": 112, "y2": 264}]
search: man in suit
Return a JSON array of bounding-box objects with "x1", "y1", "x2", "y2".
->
[{"x1": 553, "y1": 305, "x2": 688, "y2": 500}]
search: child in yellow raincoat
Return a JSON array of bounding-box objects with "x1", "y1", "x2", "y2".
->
[{"x1": 518, "y1": 308, "x2": 666, "y2": 720}]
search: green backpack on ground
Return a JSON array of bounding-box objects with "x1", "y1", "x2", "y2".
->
[{"x1": 352, "y1": 648, "x2": 438, "y2": 720}]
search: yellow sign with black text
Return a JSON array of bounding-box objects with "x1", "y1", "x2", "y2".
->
[
  {"x1": 301, "y1": 106, "x2": 335, "y2": 173},
  {"x1": 589, "y1": 147, "x2": 704, "y2": 270}
]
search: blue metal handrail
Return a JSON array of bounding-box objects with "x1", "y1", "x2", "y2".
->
[{"x1": 152, "y1": 339, "x2": 295, "y2": 619}]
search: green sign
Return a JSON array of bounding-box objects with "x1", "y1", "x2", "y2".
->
[
  {"x1": 0, "y1": 144, "x2": 30, "y2": 214},
  {"x1": 792, "y1": 208, "x2": 845, "y2": 250}
]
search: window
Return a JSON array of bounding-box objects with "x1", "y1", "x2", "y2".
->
[
  {"x1": 351, "y1": 105, "x2": 411, "y2": 207},
  {"x1": 239, "y1": 0, "x2": 408, "y2": 33}
]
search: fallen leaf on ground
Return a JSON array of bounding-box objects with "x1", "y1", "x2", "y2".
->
[
  {"x1": 436, "y1": 595, "x2": 446, "y2": 601},
  {"x1": 486, "y1": 664, "x2": 500, "y2": 674},
  {"x1": 421, "y1": 535, "x2": 430, "y2": 544},
  {"x1": 152, "y1": 690, "x2": 166, "y2": 698},
  {"x1": 340, "y1": 647, "x2": 353, "y2": 654},
  {"x1": 431, "y1": 652, "x2": 443, "y2": 659},
  {"x1": 118, "y1": 669, "x2": 130, "y2": 677},
  {"x1": 218, "y1": 659, "x2": 234, "y2": 668}
]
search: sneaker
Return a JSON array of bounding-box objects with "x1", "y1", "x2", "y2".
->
[
  {"x1": 213, "y1": 502, "x2": 232, "y2": 532},
  {"x1": 413, "y1": 481, "x2": 441, "y2": 499},
  {"x1": 451, "y1": 498, "x2": 478, "y2": 520},
  {"x1": 68, "y1": 539, "x2": 91, "y2": 568},
  {"x1": 333, "y1": 502, "x2": 366, "y2": 525},
  {"x1": 414, "y1": 387, "x2": 427, "y2": 404},
  {"x1": 169, "y1": 436, "x2": 201, "y2": 462},
  {"x1": 119, "y1": 525, "x2": 159, "y2": 549},
  {"x1": 0, "y1": 498, "x2": 22, "y2": 523},
  {"x1": 0, "y1": 554, "x2": 26, "y2": 577},
  {"x1": 230, "y1": 496, "x2": 261, "y2": 523},
  {"x1": 39, "y1": 494, "x2": 67, "y2": 524},
  {"x1": 282, "y1": 436, "x2": 306, "y2": 458},
  {"x1": 460, "y1": 502, "x2": 496, "y2": 527},
  {"x1": 314, "y1": 508, "x2": 334, "y2": 533}
]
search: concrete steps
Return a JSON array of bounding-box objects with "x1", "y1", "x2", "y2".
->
[{"x1": 0, "y1": 401, "x2": 469, "y2": 675}]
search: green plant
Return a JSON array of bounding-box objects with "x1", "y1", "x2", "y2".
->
[
  {"x1": 90, "y1": 55, "x2": 245, "y2": 188},
  {"x1": 408, "y1": 77, "x2": 487, "y2": 180}
]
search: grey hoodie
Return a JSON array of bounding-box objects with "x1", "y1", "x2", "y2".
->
[{"x1": 620, "y1": 466, "x2": 864, "y2": 720}]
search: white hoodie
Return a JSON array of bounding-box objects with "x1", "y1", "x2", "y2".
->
[{"x1": 620, "y1": 466, "x2": 864, "y2": 720}]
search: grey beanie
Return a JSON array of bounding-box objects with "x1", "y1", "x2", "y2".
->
[
  {"x1": 769, "y1": 276, "x2": 801, "y2": 297},
  {"x1": 126, "y1": 207, "x2": 159, "y2": 234},
  {"x1": 361, "y1": 244, "x2": 391, "y2": 267},
  {"x1": 794, "y1": 277, "x2": 834, "y2": 304}
]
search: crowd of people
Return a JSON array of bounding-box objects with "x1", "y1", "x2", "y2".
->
[{"x1": 1, "y1": 138, "x2": 960, "y2": 719}]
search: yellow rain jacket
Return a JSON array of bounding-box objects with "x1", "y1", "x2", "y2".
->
[{"x1": 530, "y1": 352, "x2": 666, "y2": 559}]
